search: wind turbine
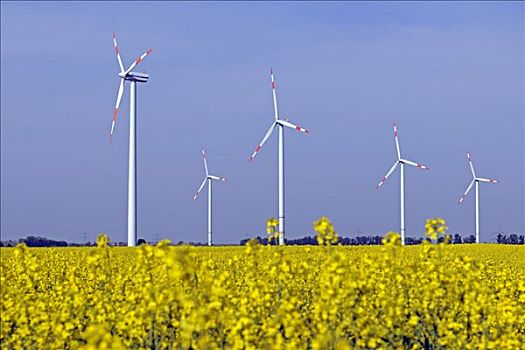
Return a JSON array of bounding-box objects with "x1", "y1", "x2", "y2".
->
[
  {"x1": 458, "y1": 152, "x2": 499, "y2": 243},
  {"x1": 376, "y1": 124, "x2": 429, "y2": 245},
  {"x1": 109, "y1": 33, "x2": 153, "y2": 247},
  {"x1": 193, "y1": 148, "x2": 226, "y2": 246},
  {"x1": 248, "y1": 69, "x2": 309, "y2": 246}
]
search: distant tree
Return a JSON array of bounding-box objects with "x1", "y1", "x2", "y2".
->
[
  {"x1": 509, "y1": 234, "x2": 519, "y2": 245},
  {"x1": 405, "y1": 237, "x2": 424, "y2": 245},
  {"x1": 370, "y1": 236, "x2": 383, "y2": 245},
  {"x1": 353, "y1": 236, "x2": 382, "y2": 245},
  {"x1": 463, "y1": 235, "x2": 476, "y2": 244},
  {"x1": 453, "y1": 234, "x2": 462, "y2": 244},
  {"x1": 137, "y1": 238, "x2": 147, "y2": 245},
  {"x1": 19, "y1": 236, "x2": 68, "y2": 247},
  {"x1": 240, "y1": 236, "x2": 265, "y2": 246},
  {"x1": 494, "y1": 234, "x2": 525, "y2": 244},
  {"x1": 285, "y1": 236, "x2": 317, "y2": 245}
]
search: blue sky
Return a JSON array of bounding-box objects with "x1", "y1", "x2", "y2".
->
[{"x1": 1, "y1": 2, "x2": 523, "y2": 243}]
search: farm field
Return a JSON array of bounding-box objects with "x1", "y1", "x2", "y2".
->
[{"x1": 1, "y1": 239, "x2": 524, "y2": 349}]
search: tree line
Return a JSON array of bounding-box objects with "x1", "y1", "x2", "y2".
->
[
  {"x1": 1, "y1": 233, "x2": 524, "y2": 247},
  {"x1": 240, "y1": 233, "x2": 525, "y2": 246}
]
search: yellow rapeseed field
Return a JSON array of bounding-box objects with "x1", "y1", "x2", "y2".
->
[{"x1": 1, "y1": 219, "x2": 524, "y2": 349}]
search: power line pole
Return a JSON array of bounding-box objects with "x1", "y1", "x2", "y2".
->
[{"x1": 82, "y1": 230, "x2": 89, "y2": 245}]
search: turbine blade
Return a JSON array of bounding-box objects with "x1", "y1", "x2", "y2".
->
[
  {"x1": 249, "y1": 123, "x2": 276, "y2": 162},
  {"x1": 376, "y1": 161, "x2": 399, "y2": 189},
  {"x1": 201, "y1": 148, "x2": 209, "y2": 176},
  {"x1": 278, "y1": 119, "x2": 309, "y2": 134},
  {"x1": 476, "y1": 177, "x2": 499, "y2": 183},
  {"x1": 193, "y1": 178, "x2": 207, "y2": 201},
  {"x1": 209, "y1": 175, "x2": 226, "y2": 182},
  {"x1": 270, "y1": 68, "x2": 279, "y2": 120},
  {"x1": 394, "y1": 123, "x2": 401, "y2": 159},
  {"x1": 466, "y1": 152, "x2": 476, "y2": 178},
  {"x1": 110, "y1": 78, "x2": 125, "y2": 144},
  {"x1": 459, "y1": 179, "x2": 475, "y2": 204},
  {"x1": 125, "y1": 48, "x2": 153, "y2": 74},
  {"x1": 112, "y1": 32, "x2": 125, "y2": 73},
  {"x1": 402, "y1": 159, "x2": 429, "y2": 170}
]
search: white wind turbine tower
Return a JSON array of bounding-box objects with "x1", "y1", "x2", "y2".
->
[
  {"x1": 249, "y1": 69, "x2": 309, "y2": 246},
  {"x1": 109, "y1": 33, "x2": 153, "y2": 247},
  {"x1": 376, "y1": 124, "x2": 429, "y2": 245},
  {"x1": 458, "y1": 152, "x2": 499, "y2": 244},
  {"x1": 193, "y1": 148, "x2": 227, "y2": 246}
]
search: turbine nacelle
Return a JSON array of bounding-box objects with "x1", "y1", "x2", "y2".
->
[
  {"x1": 123, "y1": 71, "x2": 149, "y2": 83},
  {"x1": 208, "y1": 175, "x2": 227, "y2": 182}
]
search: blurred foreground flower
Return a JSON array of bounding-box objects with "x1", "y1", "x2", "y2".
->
[
  {"x1": 382, "y1": 231, "x2": 401, "y2": 246},
  {"x1": 314, "y1": 216, "x2": 339, "y2": 245},
  {"x1": 425, "y1": 218, "x2": 448, "y2": 242}
]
